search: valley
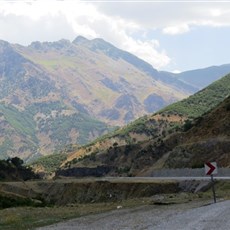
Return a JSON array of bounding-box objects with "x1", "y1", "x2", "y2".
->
[
  {"x1": 0, "y1": 36, "x2": 229, "y2": 230},
  {"x1": 1, "y1": 37, "x2": 230, "y2": 161},
  {"x1": 0, "y1": 37, "x2": 193, "y2": 160},
  {"x1": 1, "y1": 1, "x2": 230, "y2": 229},
  {"x1": 44, "y1": 74, "x2": 230, "y2": 179}
]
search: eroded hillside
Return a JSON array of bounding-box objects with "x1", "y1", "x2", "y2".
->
[
  {"x1": 47, "y1": 73, "x2": 230, "y2": 176},
  {"x1": 0, "y1": 37, "x2": 194, "y2": 160}
]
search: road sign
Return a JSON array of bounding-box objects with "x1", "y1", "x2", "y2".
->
[
  {"x1": 205, "y1": 162, "x2": 218, "y2": 203},
  {"x1": 205, "y1": 162, "x2": 218, "y2": 175}
]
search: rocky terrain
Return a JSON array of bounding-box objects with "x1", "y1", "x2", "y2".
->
[
  {"x1": 46, "y1": 74, "x2": 230, "y2": 178},
  {"x1": 0, "y1": 37, "x2": 194, "y2": 160},
  {"x1": 1, "y1": 36, "x2": 230, "y2": 161}
]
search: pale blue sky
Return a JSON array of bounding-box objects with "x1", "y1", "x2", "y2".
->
[
  {"x1": 0, "y1": 0, "x2": 230, "y2": 72},
  {"x1": 147, "y1": 26, "x2": 230, "y2": 72}
]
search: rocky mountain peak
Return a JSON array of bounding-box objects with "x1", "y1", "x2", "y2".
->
[
  {"x1": 72, "y1": 36, "x2": 90, "y2": 45},
  {"x1": 29, "y1": 39, "x2": 71, "y2": 51}
]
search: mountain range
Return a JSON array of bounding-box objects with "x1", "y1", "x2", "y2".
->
[
  {"x1": 1, "y1": 36, "x2": 230, "y2": 161},
  {"x1": 33, "y1": 73, "x2": 230, "y2": 176}
]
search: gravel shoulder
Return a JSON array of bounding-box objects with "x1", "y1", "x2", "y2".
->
[{"x1": 36, "y1": 200, "x2": 230, "y2": 230}]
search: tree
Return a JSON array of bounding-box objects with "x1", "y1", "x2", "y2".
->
[
  {"x1": 183, "y1": 119, "x2": 193, "y2": 132},
  {"x1": 11, "y1": 157, "x2": 23, "y2": 167}
]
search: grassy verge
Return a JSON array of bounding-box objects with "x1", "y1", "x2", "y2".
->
[
  {"x1": 0, "y1": 198, "x2": 153, "y2": 230},
  {"x1": 0, "y1": 193, "x2": 216, "y2": 230},
  {"x1": 0, "y1": 180, "x2": 229, "y2": 229},
  {"x1": 204, "y1": 180, "x2": 230, "y2": 200}
]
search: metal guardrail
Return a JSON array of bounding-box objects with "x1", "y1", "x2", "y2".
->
[{"x1": 150, "y1": 168, "x2": 230, "y2": 177}]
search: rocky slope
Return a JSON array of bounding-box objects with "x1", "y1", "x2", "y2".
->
[
  {"x1": 0, "y1": 36, "x2": 196, "y2": 160},
  {"x1": 15, "y1": 36, "x2": 194, "y2": 125},
  {"x1": 1, "y1": 36, "x2": 229, "y2": 161},
  {"x1": 162, "y1": 95, "x2": 230, "y2": 169},
  {"x1": 0, "y1": 39, "x2": 110, "y2": 160},
  {"x1": 54, "y1": 74, "x2": 230, "y2": 177}
]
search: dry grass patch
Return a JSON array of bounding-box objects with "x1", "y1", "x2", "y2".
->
[{"x1": 0, "y1": 198, "x2": 152, "y2": 230}]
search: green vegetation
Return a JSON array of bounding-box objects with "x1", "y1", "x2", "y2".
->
[
  {"x1": 118, "y1": 116, "x2": 149, "y2": 136},
  {"x1": 61, "y1": 74, "x2": 230, "y2": 175},
  {"x1": 0, "y1": 157, "x2": 39, "y2": 181},
  {"x1": 0, "y1": 103, "x2": 37, "y2": 157},
  {"x1": 0, "y1": 138, "x2": 13, "y2": 158},
  {"x1": 31, "y1": 153, "x2": 67, "y2": 174},
  {"x1": 97, "y1": 74, "x2": 230, "y2": 144},
  {"x1": 0, "y1": 178, "x2": 228, "y2": 230},
  {"x1": 160, "y1": 73, "x2": 230, "y2": 118},
  {"x1": 26, "y1": 101, "x2": 67, "y2": 116},
  {"x1": 0, "y1": 199, "x2": 147, "y2": 230},
  {"x1": 0, "y1": 103, "x2": 37, "y2": 142},
  {"x1": 0, "y1": 195, "x2": 46, "y2": 210},
  {"x1": 48, "y1": 112, "x2": 109, "y2": 145},
  {"x1": 28, "y1": 101, "x2": 110, "y2": 146},
  {"x1": 0, "y1": 100, "x2": 110, "y2": 159}
]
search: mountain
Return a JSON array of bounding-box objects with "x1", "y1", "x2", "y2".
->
[
  {"x1": 16, "y1": 37, "x2": 195, "y2": 125},
  {"x1": 0, "y1": 36, "x2": 197, "y2": 160},
  {"x1": 0, "y1": 40, "x2": 110, "y2": 160},
  {"x1": 1, "y1": 36, "x2": 230, "y2": 161},
  {"x1": 54, "y1": 73, "x2": 230, "y2": 177},
  {"x1": 161, "y1": 95, "x2": 230, "y2": 169},
  {"x1": 165, "y1": 64, "x2": 230, "y2": 89}
]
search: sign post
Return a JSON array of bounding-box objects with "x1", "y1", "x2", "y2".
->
[
  {"x1": 210, "y1": 174, "x2": 216, "y2": 203},
  {"x1": 204, "y1": 162, "x2": 218, "y2": 203}
]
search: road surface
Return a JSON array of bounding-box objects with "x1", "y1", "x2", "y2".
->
[
  {"x1": 37, "y1": 200, "x2": 230, "y2": 230},
  {"x1": 97, "y1": 176, "x2": 230, "y2": 182}
]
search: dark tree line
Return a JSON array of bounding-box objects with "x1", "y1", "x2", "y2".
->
[{"x1": 0, "y1": 157, "x2": 39, "y2": 181}]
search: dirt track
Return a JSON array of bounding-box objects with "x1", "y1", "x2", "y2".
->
[{"x1": 36, "y1": 200, "x2": 230, "y2": 230}]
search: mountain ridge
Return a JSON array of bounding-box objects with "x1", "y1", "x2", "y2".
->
[
  {"x1": 1, "y1": 36, "x2": 230, "y2": 161},
  {"x1": 14, "y1": 36, "x2": 193, "y2": 125},
  {"x1": 172, "y1": 63, "x2": 230, "y2": 89},
  {"x1": 52, "y1": 73, "x2": 230, "y2": 177}
]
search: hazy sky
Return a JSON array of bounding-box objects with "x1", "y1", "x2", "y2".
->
[{"x1": 1, "y1": 0, "x2": 230, "y2": 72}]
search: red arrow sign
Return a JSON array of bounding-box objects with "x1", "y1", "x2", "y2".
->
[{"x1": 205, "y1": 162, "x2": 217, "y2": 175}]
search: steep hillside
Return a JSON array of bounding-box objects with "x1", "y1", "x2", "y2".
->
[
  {"x1": 0, "y1": 40, "x2": 110, "y2": 160},
  {"x1": 56, "y1": 94, "x2": 230, "y2": 178},
  {"x1": 54, "y1": 73, "x2": 230, "y2": 171},
  {"x1": 0, "y1": 36, "x2": 195, "y2": 160},
  {"x1": 159, "y1": 73, "x2": 230, "y2": 118},
  {"x1": 15, "y1": 37, "x2": 192, "y2": 126},
  {"x1": 1, "y1": 36, "x2": 229, "y2": 161},
  {"x1": 162, "y1": 95, "x2": 230, "y2": 169}
]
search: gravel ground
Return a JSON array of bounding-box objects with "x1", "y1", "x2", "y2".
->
[{"x1": 36, "y1": 200, "x2": 230, "y2": 230}]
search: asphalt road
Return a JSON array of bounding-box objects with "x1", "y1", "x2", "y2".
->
[
  {"x1": 96, "y1": 176, "x2": 230, "y2": 182},
  {"x1": 37, "y1": 200, "x2": 230, "y2": 230}
]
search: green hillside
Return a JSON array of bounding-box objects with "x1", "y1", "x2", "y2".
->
[
  {"x1": 0, "y1": 103, "x2": 37, "y2": 141},
  {"x1": 0, "y1": 102, "x2": 110, "y2": 160},
  {"x1": 53, "y1": 73, "x2": 230, "y2": 177},
  {"x1": 160, "y1": 73, "x2": 230, "y2": 118},
  {"x1": 56, "y1": 94, "x2": 230, "y2": 178},
  {"x1": 93, "y1": 73, "x2": 230, "y2": 145}
]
